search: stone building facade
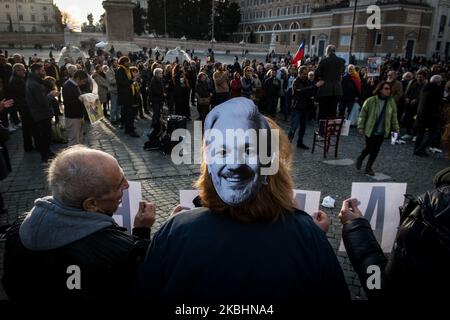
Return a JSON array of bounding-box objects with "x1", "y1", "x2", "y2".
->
[
  {"x1": 233, "y1": 0, "x2": 442, "y2": 60},
  {"x1": 0, "y1": 0, "x2": 61, "y2": 33}
]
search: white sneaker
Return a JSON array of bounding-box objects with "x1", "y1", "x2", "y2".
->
[
  {"x1": 433, "y1": 148, "x2": 443, "y2": 153},
  {"x1": 396, "y1": 139, "x2": 406, "y2": 145},
  {"x1": 412, "y1": 136, "x2": 416, "y2": 142},
  {"x1": 401, "y1": 134, "x2": 412, "y2": 140}
]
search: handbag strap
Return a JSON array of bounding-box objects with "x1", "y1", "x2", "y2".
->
[{"x1": 374, "y1": 99, "x2": 387, "y2": 130}]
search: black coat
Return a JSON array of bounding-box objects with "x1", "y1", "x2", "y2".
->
[
  {"x1": 263, "y1": 77, "x2": 280, "y2": 100},
  {"x1": 62, "y1": 80, "x2": 84, "y2": 119},
  {"x1": 25, "y1": 73, "x2": 54, "y2": 122},
  {"x1": 314, "y1": 53, "x2": 345, "y2": 97},
  {"x1": 136, "y1": 208, "x2": 350, "y2": 301},
  {"x1": 8, "y1": 75, "x2": 28, "y2": 114},
  {"x1": 195, "y1": 79, "x2": 212, "y2": 98},
  {"x1": 116, "y1": 67, "x2": 134, "y2": 107},
  {"x1": 2, "y1": 214, "x2": 150, "y2": 300},
  {"x1": 0, "y1": 64, "x2": 12, "y2": 95},
  {"x1": 292, "y1": 77, "x2": 316, "y2": 111},
  {"x1": 415, "y1": 82, "x2": 443, "y2": 130},
  {"x1": 341, "y1": 73, "x2": 361, "y2": 103},
  {"x1": 149, "y1": 76, "x2": 164, "y2": 105},
  {"x1": 342, "y1": 181, "x2": 450, "y2": 300}
]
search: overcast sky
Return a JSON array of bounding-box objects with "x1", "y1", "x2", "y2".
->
[{"x1": 54, "y1": 0, "x2": 105, "y2": 27}]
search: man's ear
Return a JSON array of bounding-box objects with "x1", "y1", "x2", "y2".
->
[{"x1": 82, "y1": 198, "x2": 99, "y2": 212}]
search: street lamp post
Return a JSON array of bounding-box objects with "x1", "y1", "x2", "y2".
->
[
  {"x1": 349, "y1": 0, "x2": 358, "y2": 63},
  {"x1": 164, "y1": 0, "x2": 168, "y2": 48},
  {"x1": 211, "y1": 0, "x2": 215, "y2": 51}
]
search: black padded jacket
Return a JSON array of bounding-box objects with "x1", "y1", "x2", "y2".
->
[
  {"x1": 342, "y1": 168, "x2": 450, "y2": 300},
  {"x1": 2, "y1": 214, "x2": 151, "y2": 301}
]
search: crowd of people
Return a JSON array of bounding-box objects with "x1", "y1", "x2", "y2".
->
[
  {"x1": 0, "y1": 44, "x2": 450, "y2": 302},
  {"x1": 1, "y1": 45, "x2": 450, "y2": 157}
]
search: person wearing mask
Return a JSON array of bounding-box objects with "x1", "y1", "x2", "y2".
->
[
  {"x1": 356, "y1": 81, "x2": 400, "y2": 176},
  {"x1": 136, "y1": 99, "x2": 350, "y2": 302}
]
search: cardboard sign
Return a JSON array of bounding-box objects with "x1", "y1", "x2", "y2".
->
[
  {"x1": 292, "y1": 190, "x2": 321, "y2": 216},
  {"x1": 180, "y1": 189, "x2": 321, "y2": 216},
  {"x1": 339, "y1": 183, "x2": 407, "y2": 253},
  {"x1": 113, "y1": 181, "x2": 142, "y2": 234},
  {"x1": 367, "y1": 57, "x2": 382, "y2": 77},
  {"x1": 80, "y1": 93, "x2": 105, "y2": 124},
  {"x1": 180, "y1": 190, "x2": 200, "y2": 209}
]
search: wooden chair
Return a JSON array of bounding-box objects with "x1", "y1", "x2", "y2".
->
[{"x1": 311, "y1": 117, "x2": 345, "y2": 158}]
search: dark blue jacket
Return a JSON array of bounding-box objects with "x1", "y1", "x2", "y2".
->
[
  {"x1": 136, "y1": 208, "x2": 350, "y2": 302},
  {"x1": 25, "y1": 73, "x2": 54, "y2": 122}
]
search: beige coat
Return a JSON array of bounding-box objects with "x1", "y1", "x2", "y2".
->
[
  {"x1": 213, "y1": 70, "x2": 230, "y2": 93},
  {"x1": 92, "y1": 72, "x2": 109, "y2": 103}
]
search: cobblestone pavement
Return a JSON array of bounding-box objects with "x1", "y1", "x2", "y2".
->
[{"x1": 1, "y1": 105, "x2": 448, "y2": 300}]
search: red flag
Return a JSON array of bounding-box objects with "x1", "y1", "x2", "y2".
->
[{"x1": 292, "y1": 41, "x2": 305, "y2": 66}]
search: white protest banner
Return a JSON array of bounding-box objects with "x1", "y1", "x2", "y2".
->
[
  {"x1": 293, "y1": 190, "x2": 321, "y2": 216},
  {"x1": 180, "y1": 189, "x2": 321, "y2": 216},
  {"x1": 339, "y1": 183, "x2": 407, "y2": 253},
  {"x1": 113, "y1": 181, "x2": 142, "y2": 234}
]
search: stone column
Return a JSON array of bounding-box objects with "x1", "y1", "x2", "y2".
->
[
  {"x1": 102, "y1": 0, "x2": 141, "y2": 53},
  {"x1": 102, "y1": 0, "x2": 135, "y2": 42}
]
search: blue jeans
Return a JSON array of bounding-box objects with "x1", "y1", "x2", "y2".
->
[
  {"x1": 289, "y1": 110, "x2": 307, "y2": 145},
  {"x1": 283, "y1": 90, "x2": 292, "y2": 119},
  {"x1": 110, "y1": 93, "x2": 121, "y2": 122},
  {"x1": 339, "y1": 101, "x2": 354, "y2": 118}
]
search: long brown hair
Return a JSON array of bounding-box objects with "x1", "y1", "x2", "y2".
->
[
  {"x1": 373, "y1": 81, "x2": 391, "y2": 96},
  {"x1": 194, "y1": 117, "x2": 296, "y2": 223}
]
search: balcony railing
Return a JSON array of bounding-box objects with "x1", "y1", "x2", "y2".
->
[{"x1": 241, "y1": 12, "x2": 310, "y2": 23}]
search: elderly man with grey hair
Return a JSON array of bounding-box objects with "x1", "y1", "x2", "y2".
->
[
  {"x1": 314, "y1": 44, "x2": 346, "y2": 122},
  {"x1": 8, "y1": 63, "x2": 37, "y2": 152},
  {"x1": 2, "y1": 146, "x2": 157, "y2": 300},
  {"x1": 414, "y1": 74, "x2": 444, "y2": 157},
  {"x1": 149, "y1": 67, "x2": 165, "y2": 125}
]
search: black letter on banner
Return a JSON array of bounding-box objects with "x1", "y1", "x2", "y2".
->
[
  {"x1": 114, "y1": 189, "x2": 131, "y2": 232},
  {"x1": 294, "y1": 193, "x2": 307, "y2": 212},
  {"x1": 364, "y1": 186, "x2": 385, "y2": 243}
]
